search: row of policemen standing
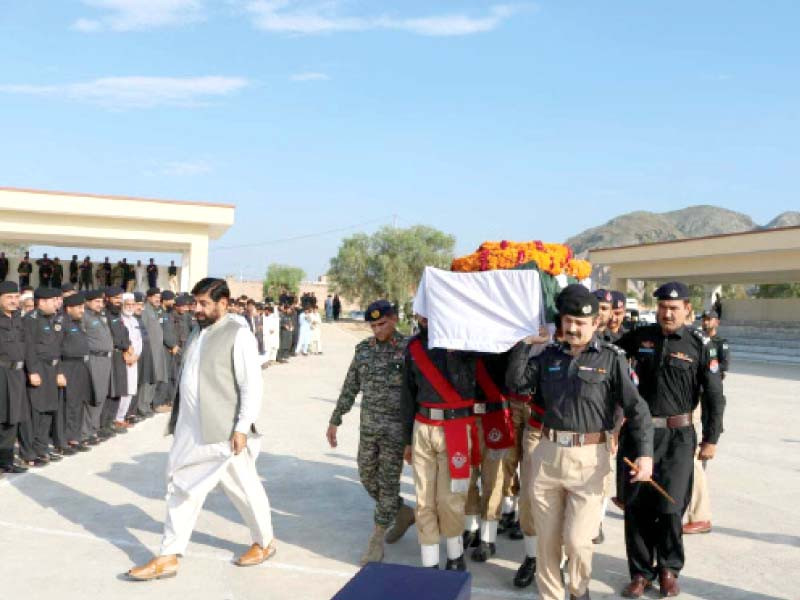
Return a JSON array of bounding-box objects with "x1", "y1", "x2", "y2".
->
[
  {"x1": 0, "y1": 281, "x2": 195, "y2": 474},
  {"x1": 331, "y1": 281, "x2": 725, "y2": 599}
]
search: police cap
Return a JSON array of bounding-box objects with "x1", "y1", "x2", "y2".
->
[
  {"x1": 593, "y1": 289, "x2": 613, "y2": 304},
  {"x1": 161, "y1": 290, "x2": 175, "y2": 301},
  {"x1": 146, "y1": 287, "x2": 161, "y2": 297},
  {"x1": 175, "y1": 294, "x2": 192, "y2": 307},
  {"x1": 365, "y1": 299, "x2": 396, "y2": 322},
  {"x1": 63, "y1": 293, "x2": 85, "y2": 308},
  {"x1": 133, "y1": 291, "x2": 145, "y2": 303},
  {"x1": 0, "y1": 281, "x2": 19, "y2": 296},
  {"x1": 610, "y1": 291, "x2": 627, "y2": 310},
  {"x1": 105, "y1": 286, "x2": 124, "y2": 298},
  {"x1": 556, "y1": 284, "x2": 598, "y2": 317},
  {"x1": 34, "y1": 287, "x2": 62, "y2": 300},
  {"x1": 654, "y1": 281, "x2": 689, "y2": 301},
  {"x1": 702, "y1": 309, "x2": 719, "y2": 319}
]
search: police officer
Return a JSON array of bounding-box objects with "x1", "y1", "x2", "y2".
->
[
  {"x1": 617, "y1": 282, "x2": 725, "y2": 598},
  {"x1": 0, "y1": 281, "x2": 33, "y2": 473},
  {"x1": 506, "y1": 284, "x2": 654, "y2": 600},
  {"x1": 327, "y1": 300, "x2": 414, "y2": 565},
  {"x1": 604, "y1": 291, "x2": 627, "y2": 342},
  {"x1": 593, "y1": 289, "x2": 613, "y2": 341},
  {"x1": 82, "y1": 289, "x2": 114, "y2": 444},
  {"x1": 102, "y1": 287, "x2": 131, "y2": 435},
  {"x1": 400, "y1": 314, "x2": 477, "y2": 571},
  {"x1": 60, "y1": 292, "x2": 92, "y2": 452},
  {"x1": 24, "y1": 286, "x2": 67, "y2": 463},
  {"x1": 160, "y1": 290, "x2": 180, "y2": 407},
  {"x1": 683, "y1": 309, "x2": 729, "y2": 535}
]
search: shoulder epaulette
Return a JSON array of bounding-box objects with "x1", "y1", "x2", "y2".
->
[
  {"x1": 602, "y1": 341, "x2": 627, "y2": 355},
  {"x1": 690, "y1": 328, "x2": 710, "y2": 345},
  {"x1": 356, "y1": 338, "x2": 371, "y2": 350}
]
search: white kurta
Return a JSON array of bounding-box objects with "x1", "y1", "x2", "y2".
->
[
  {"x1": 160, "y1": 314, "x2": 273, "y2": 556},
  {"x1": 166, "y1": 318, "x2": 263, "y2": 497},
  {"x1": 309, "y1": 311, "x2": 322, "y2": 353}
]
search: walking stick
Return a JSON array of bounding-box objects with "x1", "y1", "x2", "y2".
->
[{"x1": 623, "y1": 457, "x2": 676, "y2": 505}]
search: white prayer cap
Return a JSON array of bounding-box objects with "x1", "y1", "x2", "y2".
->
[{"x1": 122, "y1": 292, "x2": 135, "y2": 302}]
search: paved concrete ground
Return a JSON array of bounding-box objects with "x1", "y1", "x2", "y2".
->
[{"x1": 1, "y1": 323, "x2": 798, "y2": 599}]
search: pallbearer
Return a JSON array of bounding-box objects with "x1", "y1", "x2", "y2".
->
[
  {"x1": 401, "y1": 316, "x2": 477, "y2": 571},
  {"x1": 507, "y1": 285, "x2": 654, "y2": 600}
]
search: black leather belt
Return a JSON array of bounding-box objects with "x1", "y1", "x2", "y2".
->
[
  {"x1": 652, "y1": 413, "x2": 692, "y2": 428},
  {"x1": 473, "y1": 400, "x2": 509, "y2": 415},
  {"x1": 90, "y1": 350, "x2": 112, "y2": 358},
  {"x1": 417, "y1": 406, "x2": 473, "y2": 421},
  {"x1": 0, "y1": 359, "x2": 24, "y2": 370},
  {"x1": 63, "y1": 356, "x2": 89, "y2": 363}
]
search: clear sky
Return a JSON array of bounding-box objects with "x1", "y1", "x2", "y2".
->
[{"x1": 1, "y1": 1, "x2": 797, "y2": 280}]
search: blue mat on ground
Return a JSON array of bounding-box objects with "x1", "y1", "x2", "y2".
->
[{"x1": 332, "y1": 562, "x2": 471, "y2": 600}]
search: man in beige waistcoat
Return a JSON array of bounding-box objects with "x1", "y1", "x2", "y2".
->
[{"x1": 127, "y1": 278, "x2": 276, "y2": 581}]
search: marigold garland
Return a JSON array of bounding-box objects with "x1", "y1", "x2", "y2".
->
[{"x1": 451, "y1": 240, "x2": 591, "y2": 279}]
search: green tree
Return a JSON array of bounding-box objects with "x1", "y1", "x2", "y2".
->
[
  {"x1": 328, "y1": 225, "x2": 455, "y2": 309},
  {"x1": 754, "y1": 283, "x2": 800, "y2": 298},
  {"x1": 263, "y1": 263, "x2": 305, "y2": 299}
]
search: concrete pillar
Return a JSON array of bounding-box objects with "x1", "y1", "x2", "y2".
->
[
  {"x1": 180, "y1": 249, "x2": 191, "y2": 292},
  {"x1": 184, "y1": 238, "x2": 209, "y2": 290}
]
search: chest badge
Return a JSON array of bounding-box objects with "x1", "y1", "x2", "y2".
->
[{"x1": 54, "y1": 323, "x2": 62, "y2": 332}]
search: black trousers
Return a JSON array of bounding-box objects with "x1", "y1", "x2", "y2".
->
[
  {"x1": 63, "y1": 390, "x2": 84, "y2": 443},
  {"x1": 625, "y1": 494, "x2": 685, "y2": 579},
  {"x1": 0, "y1": 422, "x2": 19, "y2": 467},
  {"x1": 32, "y1": 406, "x2": 64, "y2": 455},
  {"x1": 100, "y1": 397, "x2": 120, "y2": 429}
]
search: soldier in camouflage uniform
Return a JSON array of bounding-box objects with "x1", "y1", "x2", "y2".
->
[{"x1": 326, "y1": 299, "x2": 415, "y2": 565}]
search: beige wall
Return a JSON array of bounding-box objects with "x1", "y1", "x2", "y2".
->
[{"x1": 723, "y1": 298, "x2": 800, "y2": 323}]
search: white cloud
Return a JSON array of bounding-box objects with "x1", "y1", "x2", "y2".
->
[
  {"x1": 290, "y1": 72, "x2": 330, "y2": 81},
  {"x1": 244, "y1": 1, "x2": 519, "y2": 36},
  {"x1": 159, "y1": 160, "x2": 213, "y2": 176},
  {"x1": 73, "y1": 0, "x2": 205, "y2": 32},
  {"x1": 0, "y1": 76, "x2": 249, "y2": 109}
]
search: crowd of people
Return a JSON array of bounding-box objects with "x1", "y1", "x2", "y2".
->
[
  {"x1": 0, "y1": 280, "x2": 192, "y2": 473},
  {"x1": 328, "y1": 283, "x2": 729, "y2": 600},
  {"x1": 0, "y1": 251, "x2": 180, "y2": 292}
]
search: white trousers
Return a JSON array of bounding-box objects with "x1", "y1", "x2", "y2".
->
[
  {"x1": 160, "y1": 450, "x2": 274, "y2": 556},
  {"x1": 116, "y1": 395, "x2": 132, "y2": 422}
]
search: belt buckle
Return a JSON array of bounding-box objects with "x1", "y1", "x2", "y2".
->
[
  {"x1": 556, "y1": 431, "x2": 573, "y2": 447},
  {"x1": 83, "y1": 356, "x2": 89, "y2": 362},
  {"x1": 473, "y1": 403, "x2": 486, "y2": 415},
  {"x1": 429, "y1": 408, "x2": 445, "y2": 420},
  {"x1": 15, "y1": 361, "x2": 23, "y2": 369},
  {"x1": 652, "y1": 417, "x2": 667, "y2": 428}
]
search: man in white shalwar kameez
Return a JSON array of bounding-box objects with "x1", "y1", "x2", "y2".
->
[
  {"x1": 127, "y1": 278, "x2": 276, "y2": 581},
  {"x1": 115, "y1": 294, "x2": 142, "y2": 428}
]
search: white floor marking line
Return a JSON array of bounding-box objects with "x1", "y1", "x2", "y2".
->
[{"x1": 0, "y1": 518, "x2": 528, "y2": 597}]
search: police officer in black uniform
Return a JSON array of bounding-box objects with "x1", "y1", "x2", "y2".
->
[
  {"x1": 617, "y1": 282, "x2": 725, "y2": 598},
  {"x1": 507, "y1": 285, "x2": 654, "y2": 600},
  {"x1": 24, "y1": 286, "x2": 66, "y2": 463},
  {"x1": 60, "y1": 293, "x2": 92, "y2": 452},
  {"x1": 102, "y1": 287, "x2": 131, "y2": 435},
  {"x1": 0, "y1": 281, "x2": 33, "y2": 473}
]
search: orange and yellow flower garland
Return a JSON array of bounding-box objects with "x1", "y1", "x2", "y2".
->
[{"x1": 451, "y1": 240, "x2": 592, "y2": 279}]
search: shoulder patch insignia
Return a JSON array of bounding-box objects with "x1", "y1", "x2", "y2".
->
[
  {"x1": 603, "y1": 342, "x2": 626, "y2": 355},
  {"x1": 690, "y1": 328, "x2": 710, "y2": 345}
]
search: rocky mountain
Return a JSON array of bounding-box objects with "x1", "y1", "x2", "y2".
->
[
  {"x1": 766, "y1": 212, "x2": 800, "y2": 228},
  {"x1": 566, "y1": 205, "x2": 791, "y2": 256}
]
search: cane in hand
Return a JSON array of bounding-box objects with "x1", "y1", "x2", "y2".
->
[{"x1": 624, "y1": 457, "x2": 676, "y2": 505}]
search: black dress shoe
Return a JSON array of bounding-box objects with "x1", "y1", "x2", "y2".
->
[
  {"x1": 47, "y1": 452, "x2": 63, "y2": 462},
  {"x1": 445, "y1": 555, "x2": 466, "y2": 571},
  {"x1": 497, "y1": 512, "x2": 515, "y2": 534},
  {"x1": 513, "y1": 556, "x2": 536, "y2": 588},
  {"x1": 462, "y1": 529, "x2": 481, "y2": 549},
  {"x1": 73, "y1": 443, "x2": 91, "y2": 452},
  {"x1": 0, "y1": 463, "x2": 28, "y2": 474},
  {"x1": 471, "y1": 541, "x2": 496, "y2": 562},
  {"x1": 57, "y1": 446, "x2": 77, "y2": 456},
  {"x1": 507, "y1": 520, "x2": 524, "y2": 540},
  {"x1": 85, "y1": 436, "x2": 101, "y2": 446},
  {"x1": 592, "y1": 524, "x2": 604, "y2": 544}
]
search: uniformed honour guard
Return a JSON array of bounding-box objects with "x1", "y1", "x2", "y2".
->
[
  {"x1": 507, "y1": 284, "x2": 655, "y2": 600},
  {"x1": 60, "y1": 292, "x2": 93, "y2": 452},
  {"x1": 400, "y1": 315, "x2": 477, "y2": 570},
  {"x1": 617, "y1": 282, "x2": 725, "y2": 598},
  {"x1": 327, "y1": 300, "x2": 415, "y2": 565}
]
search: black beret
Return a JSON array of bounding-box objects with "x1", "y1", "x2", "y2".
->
[
  {"x1": 175, "y1": 294, "x2": 192, "y2": 307},
  {"x1": 593, "y1": 289, "x2": 613, "y2": 304},
  {"x1": 556, "y1": 284, "x2": 598, "y2": 318},
  {"x1": 133, "y1": 292, "x2": 145, "y2": 302},
  {"x1": 63, "y1": 293, "x2": 85, "y2": 307},
  {"x1": 610, "y1": 291, "x2": 627, "y2": 310},
  {"x1": 654, "y1": 281, "x2": 689, "y2": 301},
  {"x1": 146, "y1": 287, "x2": 161, "y2": 297},
  {"x1": 365, "y1": 299, "x2": 396, "y2": 322},
  {"x1": 161, "y1": 290, "x2": 176, "y2": 301},
  {"x1": 60, "y1": 283, "x2": 75, "y2": 292},
  {"x1": 34, "y1": 287, "x2": 62, "y2": 300},
  {"x1": 702, "y1": 309, "x2": 719, "y2": 319},
  {"x1": 105, "y1": 286, "x2": 124, "y2": 297},
  {"x1": 0, "y1": 281, "x2": 19, "y2": 295},
  {"x1": 85, "y1": 290, "x2": 104, "y2": 301}
]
